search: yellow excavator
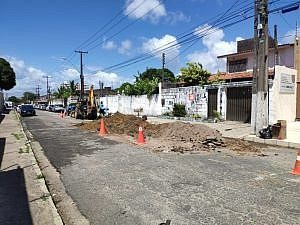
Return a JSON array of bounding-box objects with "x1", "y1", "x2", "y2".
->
[{"x1": 73, "y1": 85, "x2": 97, "y2": 119}]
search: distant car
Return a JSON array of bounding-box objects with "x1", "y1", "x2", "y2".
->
[
  {"x1": 46, "y1": 105, "x2": 54, "y2": 111},
  {"x1": 53, "y1": 104, "x2": 65, "y2": 113},
  {"x1": 20, "y1": 104, "x2": 36, "y2": 117}
]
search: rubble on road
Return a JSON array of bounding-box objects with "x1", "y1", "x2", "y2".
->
[{"x1": 76, "y1": 112, "x2": 261, "y2": 154}]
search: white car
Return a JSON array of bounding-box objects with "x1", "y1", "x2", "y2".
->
[{"x1": 53, "y1": 104, "x2": 65, "y2": 113}]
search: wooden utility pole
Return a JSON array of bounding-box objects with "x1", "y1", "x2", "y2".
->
[
  {"x1": 75, "y1": 50, "x2": 88, "y2": 100},
  {"x1": 252, "y1": 0, "x2": 269, "y2": 134}
]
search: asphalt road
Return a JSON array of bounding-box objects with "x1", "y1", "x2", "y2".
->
[{"x1": 22, "y1": 110, "x2": 300, "y2": 225}]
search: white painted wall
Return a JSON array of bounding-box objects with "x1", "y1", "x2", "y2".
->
[
  {"x1": 269, "y1": 66, "x2": 297, "y2": 123},
  {"x1": 98, "y1": 94, "x2": 162, "y2": 116}
]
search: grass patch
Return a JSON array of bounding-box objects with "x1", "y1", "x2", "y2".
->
[
  {"x1": 18, "y1": 144, "x2": 30, "y2": 154},
  {"x1": 11, "y1": 132, "x2": 24, "y2": 140},
  {"x1": 36, "y1": 173, "x2": 44, "y2": 179}
]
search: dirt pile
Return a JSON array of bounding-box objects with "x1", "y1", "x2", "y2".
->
[{"x1": 76, "y1": 113, "x2": 260, "y2": 153}]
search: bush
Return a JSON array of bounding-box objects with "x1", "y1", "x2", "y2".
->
[{"x1": 173, "y1": 103, "x2": 187, "y2": 117}]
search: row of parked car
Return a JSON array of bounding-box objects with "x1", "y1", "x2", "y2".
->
[{"x1": 34, "y1": 104, "x2": 65, "y2": 113}]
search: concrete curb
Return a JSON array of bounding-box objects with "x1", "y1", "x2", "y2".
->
[
  {"x1": 243, "y1": 135, "x2": 300, "y2": 149},
  {"x1": 15, "y1": 112, "x2": 63, "y2": 225},
  {"x1": 17, "y1": 113, "x2": 90, "y2": 225}
]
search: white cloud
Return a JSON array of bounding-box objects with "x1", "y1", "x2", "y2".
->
[
  {"x1": 102, "y1": 40, "x2": 117, "y2": 50},
  {"x1": 124, "y1": 0, "x2": 167, "y2": 23},
  {"x1": 1, "y1": 56, "x2": 47, "y2": 97},
  {"x1": 61, "y1": 68, "x2": 80, "y2": 79},
  {"x1": 84, "y1": 70, "x2": 127, "y2": 89},
  {"x1": 186, "y1": 24, "x2": 243, "y2": 73},
  {"x1": 142, "y1": 34, "x2": 180, "y2": 63},
  {"x1": 165, "y1": 11, "x2": 191, "y2": 25},
  {"x1": 118, "y1": 40, "x2": 132, "y2": 55}
]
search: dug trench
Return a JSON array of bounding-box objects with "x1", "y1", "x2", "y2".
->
[{"x1": 76, "y1": 112, "x2": 262, "y2": 154}]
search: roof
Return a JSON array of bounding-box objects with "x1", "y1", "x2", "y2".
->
[
  {"x1": 211, "y1": 69, "x2": 275, "y2": 81},
  {"x1": 217, "y1": 43, "x2": 294, "y2": 59}
]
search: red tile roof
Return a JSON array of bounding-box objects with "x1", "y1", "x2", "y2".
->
[{"x1": 210, "y1": 70, "x2": 275, "y2": 80}]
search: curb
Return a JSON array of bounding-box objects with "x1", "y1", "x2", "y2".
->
[
  {"x1": 17, "y1": 112, "x2": 90, "y2": 225},
  {"x1": 243, "y1": 135, "x2": 300, "y2": 149}
]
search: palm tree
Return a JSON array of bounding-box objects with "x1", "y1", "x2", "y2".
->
[{"x1": 69, "y1": 80, "x2": 79, "y2": 96}]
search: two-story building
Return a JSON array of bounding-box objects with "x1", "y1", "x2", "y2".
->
[{"x1": 214, "y1": 37, "x2": 299, "y2": 123}]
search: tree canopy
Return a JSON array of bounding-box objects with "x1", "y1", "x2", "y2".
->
[
  {"x1": 116, "y1": 67, "x2": 173, "y2": 96},
  {"x1": 138, "y1": 68, "x2": 175, "y2": 82},
  {"x1": 177, "y1": 62, "x2": 211, "y2": 86},
  {"x1": 22, "y1": 92, "x2": 36, "y2": 103},
  {"x1": 0, "y1": 58, "x2": 16, "y2": 90}
]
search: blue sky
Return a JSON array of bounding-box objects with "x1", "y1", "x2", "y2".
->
[{"x1": 1, "y1": 0, "x2": 299, "y2": 97}]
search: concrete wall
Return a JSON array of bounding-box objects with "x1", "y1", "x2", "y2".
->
[
  {"x1": 161, "y1": 86, "x2": 208, "y2": 117},
  {"x1": 98, "y1": 94, "x2": 162, "y2": 116},
  {"x1": 269, "y1": 66, "x2": 297, "y2": 123}
]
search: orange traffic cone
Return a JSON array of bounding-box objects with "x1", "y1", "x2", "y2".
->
[
  {"x1": 291, "y1": 150, "x2": 300, "y2": 175},
  {"x1": 98, "y1": 118, "x2": 107, "y2": 136},
  {"x1": 137, "y1": 126, "x2": 145, "y2": 144}
]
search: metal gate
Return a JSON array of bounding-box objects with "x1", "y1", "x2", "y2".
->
[
  {"x1": 207, "y1": 89, "x2": 218, "y2": 118},
  {"x1": 226, "y1": 86, "x2": 252, "y2": 122}
]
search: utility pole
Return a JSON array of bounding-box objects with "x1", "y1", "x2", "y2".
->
[
  {"x1": 43, "y1": 76, "x2": 51, "y2": 102},
  {"x1": 252, "y1": 0, "x2": 269, "y2": 135},
  {"x1": 274, "y1": 25, "x2": 279, "y2": 65},
  {"x1": 161, "y1": 52, "x2": 165, "y2": 89},
  {"x1": 36, "y1": 84, "x2": 41, "y2": 99},
  {"x1": 251, "y1": 0, "x2": 259, "y2": 134},
  {"x1": 75, "y1": 50, "x2": 88, "y2": 101}
]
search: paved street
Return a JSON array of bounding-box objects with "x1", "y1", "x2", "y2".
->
[{"x1": 22, "y1": 110, "x2": 300, "y2": 225}]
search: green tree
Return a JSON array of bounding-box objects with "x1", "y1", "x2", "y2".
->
[
  {"x1": 139, "y1": 68, "x2": 175, "y2": 82},
  {"x1": 8, "y1": 96, "x2": 21, "y2": 104},
  {"x1": 0, "y1": 58, "x2": 16, "y2": 90},
  {"x1": 68, "y1": 80, "x2": 79, "y2": 96},
  {"x1": 177, "y1": 62, "x2": 211, "y2": 86},
  {"x1": 22, "y1": 92, "x2": 36, "y2": 103}
]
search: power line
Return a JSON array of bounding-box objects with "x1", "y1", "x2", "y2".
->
[{"x1": 102, "y1": 0, "x2": 299, "y2": 72}]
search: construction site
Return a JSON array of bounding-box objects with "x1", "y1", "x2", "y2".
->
[{"x1": 76, "y1": 112, "x2": 262, "y2": 154}]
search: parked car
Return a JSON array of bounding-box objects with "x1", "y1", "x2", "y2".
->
[
  {"x1": 46, "y1": 105, "x2": 54, "y2": 112},
  {"x1": 19, "y1": 104, "x2": 36, "y2": 117},
  {"x1": 53, "y1": 104, "x2": 65, "y2": 113}
]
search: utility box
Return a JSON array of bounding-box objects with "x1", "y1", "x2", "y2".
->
[{"x1": 272, "y1": 120, "x2": 287, "y2": 140}]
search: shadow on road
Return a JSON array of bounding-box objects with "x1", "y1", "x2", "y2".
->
[
  {"x1": 0, "y1": 138, "x2": 5, "y2": 168},
  {"x1": 0, "y1": 115, "x2": 5, "y2": 124},
  {"x1": 0, "y1": 167, "x2": 33, "y2": 225}
]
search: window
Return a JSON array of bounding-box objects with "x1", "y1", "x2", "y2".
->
[{"x1": 228, "y1": 59, "x2": 247, "y2": 73}]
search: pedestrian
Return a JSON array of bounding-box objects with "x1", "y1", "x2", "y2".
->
[{"x1": 99, "y1": 101, "x2": 105, "y2": 116}]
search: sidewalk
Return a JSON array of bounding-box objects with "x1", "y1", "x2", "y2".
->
[
  {"x1": 147, "y1": 117, "x2": 300, "y2": 148},
  {"x1": 0, "y1": 111, "x2": 63, "y2": 225}
]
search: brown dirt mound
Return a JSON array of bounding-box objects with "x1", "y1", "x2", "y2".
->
[{"x1": 76, "y1": 112, "x2": 260, "y2": 153}]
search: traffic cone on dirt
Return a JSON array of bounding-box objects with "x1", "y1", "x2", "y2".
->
[
  {"x1": 98, "y1": 118, "x2": 107, "y2": 136},
  {"x1": 137, "y1": 126, "x2": 145, "y2": 144},
  {"x1": 291, "y1": 150, "x2": 300, "y2": 175}
]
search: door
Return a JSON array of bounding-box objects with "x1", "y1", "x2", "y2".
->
[
  {"x1": 207, "y1": 89, "x2": 218, "y2": 118},
  {"x1": 226, "y1": 86, "x2": 252, "y2": 122}
]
